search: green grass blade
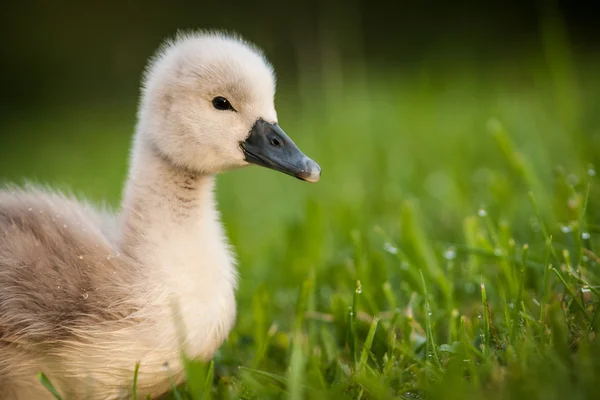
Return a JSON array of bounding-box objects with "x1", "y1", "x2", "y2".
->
[
  {"x1": 358, "y1": 316, "x2": 380, "y2": 373},
  {"x1": 36, "y1": 372, "x2": 64, "y2": 400},
  {"x1": 287, "y1": 331, "x2": 305, "y2": 400},
  {"x1": 539, "y1": 236, "x2": 554, "y2": 323},
  {"x1": 552, "y1": 268, "x2": 591, "y2": 323},
  {"x1": 350, "y1": 280, "x2": 361, "y2": 368},
  {"x1": 481, "y1": 280, "x2": 491, "y2": 357},
  {"x1": 529, "y1": 192, "x2": 559, "y2": 262},
  {"x1": 132, "y1": 361, "x2": 140, "y2": 400},
  {"x1": 202, "y1": 361, "x2": 214, "y2": 400},
  {"x1": 420, "y1": 270, "x2": 441, "y2": 369}
]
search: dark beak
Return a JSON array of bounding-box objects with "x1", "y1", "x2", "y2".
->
[{"x1": 240, "y1": 119, "x2": 321, "y2": 182}]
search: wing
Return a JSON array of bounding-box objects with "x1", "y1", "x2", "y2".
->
[{"x1": 0, "y1": 186, "x2": 135, "y2": 344}]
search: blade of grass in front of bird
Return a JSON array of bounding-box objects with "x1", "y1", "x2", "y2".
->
[
  {"x1": 36, "y1": 372, "x2": 64, "y2": 400},
  {"x1": 182, "y1": 356, "x2": 212, "y2": 400},
  {"x1": 201, "y1": 361, "x2": 214, "y2": 400},
  {"x1": 132, "y1": 361, "x2": 140, "y2": 400}
]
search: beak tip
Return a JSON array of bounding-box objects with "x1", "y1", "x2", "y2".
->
[{"x1": 298, "y1": 160, "x2": 321, "y2": 183}]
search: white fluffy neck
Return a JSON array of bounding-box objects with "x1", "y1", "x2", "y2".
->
[
  {"x1": 119, "y1": 139, "x2": 217, "y2": 257},
  {"x1": 117, "y1": 136, "x2": 237, "y2": 360}
]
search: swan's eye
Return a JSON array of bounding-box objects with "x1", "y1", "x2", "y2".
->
[{"x1": 212, "y1": 96, "x2": 234, "y2": 111}]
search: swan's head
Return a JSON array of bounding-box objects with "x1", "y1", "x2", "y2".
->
[{"x1": 138, "y1": 31, "x2": 321, "y2": 182}]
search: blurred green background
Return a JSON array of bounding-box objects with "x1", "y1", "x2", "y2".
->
[{"x1": 2, "y1": 1, "x2": 600, "y2": 398}]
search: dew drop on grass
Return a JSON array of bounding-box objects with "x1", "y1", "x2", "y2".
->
[
  {"x1": 582, "y1": 232, "x2": 591, "y2": 240},
  {"x1": 589, "y1": 168, "x2": 596, "y2": 177},
  {"x1": 560, "y1": 225, "x2": 572, "y2": 233},
  {"x1": 383, "y1": 242, "x2": 398, "y2": 254},
  {"x1": 443, "y1": 248, "x2": 456, "y2": 260},
  {"x1": 477, "y1": 208, "x2": 487, "y2": 217},
  {"x1": 493, "y1": 248, "x2": 503, "y2": 256},
  {"x1": 356, "y1": 281, "x2": 362, "y2": 294}
]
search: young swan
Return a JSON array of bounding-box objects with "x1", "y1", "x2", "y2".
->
[{"x1": 0, "y1": 31, "x2": 321, "y2": 399}]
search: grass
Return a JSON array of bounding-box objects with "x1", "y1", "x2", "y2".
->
[{"x1": 3, "y1": 14, "x2": 600, "y2": 400}]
